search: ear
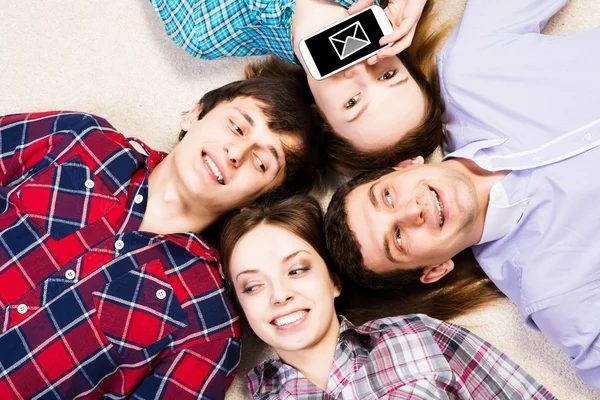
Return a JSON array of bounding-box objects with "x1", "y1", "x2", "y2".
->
[
  {"x1": 419, "y1": 259, "x2": 454, "y2": 284},
  {"x1": 393, "y1": 156, "x2": 425, "y2": 170},
  {"x1": 180, "y1": 103, "x2": 203, "y2": 132},
  {"x1": 331, "y1": 273, "x2": 342, "y2": 299}
]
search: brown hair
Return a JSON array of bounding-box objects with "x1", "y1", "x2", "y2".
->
[
  {"x1": 220, "y1": 194, "x2": 335, "y2": 285},
  {"x1": 245, "y1": 1, "x2": 449, "y2": 174},
  {"x1": 180, "y1": 76, "x2": 326, "y2": 196},
  {"x1": 324, "y1": 168, "x2": 503, "y2": 323}
]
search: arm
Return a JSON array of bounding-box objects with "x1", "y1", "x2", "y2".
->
[
  {"x1": 421, "y1": 316, "x2": 555, "y2": 399},
  {"x1": 531, "y1": 297, "x2": 600, "y2": 392},
  {"x1": 455, "y1": 0, "x2": 569, "y2": 38},
  {"x1": 129, "y1": 337, "x2": 241, "y2": 399}
]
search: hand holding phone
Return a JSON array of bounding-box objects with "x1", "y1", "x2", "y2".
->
[
  {"x1": 299, "y1": 6, "x2": 393, "y2": 80},
  {"x1": 349, "y1": 0, "x2": 428, "y2": 65}
]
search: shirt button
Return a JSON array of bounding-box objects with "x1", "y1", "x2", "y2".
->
[
  {"x1": 17, "y1": 304, "x2": 28, "y2": 314},
  {"x1": 65, "y1": 269, "x2": 76, "y2": 280},
  {"x1": 584, "y1": 133, "x2": 593, "y2": 142},
  {"x1": 532, "y1": 156, "x2": 540, "y2": 162},
  {"x1": 84, "y1": 179, "x2": 95, "y2": 189},
  {"x1": 156, "y1": 289, "x2": 167, "y2": 300},
  {"x1": 114, "y1": 240, "x2": 125, "y2": 250},
  {"x1": 134, "y1": 194, "x2": 144, "y2": 204}
]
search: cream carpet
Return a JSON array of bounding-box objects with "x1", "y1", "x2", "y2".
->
[{"x1": 1, "y1": 1, "x2": 598, "y2": 399}]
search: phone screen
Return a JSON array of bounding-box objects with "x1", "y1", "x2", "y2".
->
[{"x1": 304, "y1": 9, "x2": 386, "y2": 78}]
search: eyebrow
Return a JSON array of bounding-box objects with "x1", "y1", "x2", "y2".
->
[
  {"x1": 234, "y1": 250, "x2": 309, "y2": 282},
  {"x1": 268, "y1": 145, "x2": 282, "y2": 173},
  {"x1": 348, "y1": 101, "x2": 369, "y2": 123},
  {"x1": 368, "y1": 182, "x2": 379, "y2": 210},
  {"x1": 235, "y1": 269, "x2": 259, "y2": 282},
  {"x1": 235, "y1": 107, "x2": 255, "y2": 127},
  {"x1": 383, "y1": 237, "x2": 402, "y2": 264}
]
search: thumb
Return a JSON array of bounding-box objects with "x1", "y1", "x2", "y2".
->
[{"x1": 348, "y1": 0, "x2": 374, "y2": 14}]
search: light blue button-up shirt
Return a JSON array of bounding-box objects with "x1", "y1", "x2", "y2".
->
[{"x1": 439, "y1": 0, "x2": 600, "y2": 390}]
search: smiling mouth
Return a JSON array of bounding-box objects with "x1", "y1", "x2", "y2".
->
[
  {"x1": 202, "y1": 152, "x2": 224, "y2": 185},
  {"x1": 271, "y1": 310, "x2": 308, "y2": 327},
  {"x1": 430, "y1": 189, "x2": 445, "y2": 227}
]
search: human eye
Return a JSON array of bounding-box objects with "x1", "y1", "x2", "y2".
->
[
  {"x1": 383, "y1": 188, "x2": 393, "y2": 207},
  {"x1": 289, "y1": 265, "x2": 311, "y2": 276},
  {"x1": 254, "y1": 154, "x2": 266, "y2": 172},
  {"x1": 345, "y1": 93, "x2": 361, "y2": 109},
  {"x1": 394, "y1": 228, "x2": 402, "y2": 248},
  {"x1": 230, "y1": 120, "x2": 244, "y2": 136},
  {"x1": 241, "y1": 283, "x2": 263, "y2": 294},
  {"x1": 378, "y1": 69, "x2": 397, "y2": 81}
]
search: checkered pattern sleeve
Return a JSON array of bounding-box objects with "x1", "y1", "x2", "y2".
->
[
  {"x1": 130, "y1": 337, "x2": 241, "y2": 399},
  {"x1": 421, "y1": 316, "x2": 556, "y2": 400},
  {"x1": 149, "y1": 0, "x2": 374, "y2": 65}
]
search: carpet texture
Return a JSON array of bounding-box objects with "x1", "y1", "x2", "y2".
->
[{"x1": 1, "y1": 1, "x2": 598, "y2": 399}]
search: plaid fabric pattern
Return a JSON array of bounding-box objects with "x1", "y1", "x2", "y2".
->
[
  {"x1": 0, "y1": 111, "x2": 241, "y2": 399},
  {"x1": 248, "y1": 315, "x2": 555, "y2": 399},
  {"x1": 149, "y1": 0, "x2": 374, "y2": 65}
]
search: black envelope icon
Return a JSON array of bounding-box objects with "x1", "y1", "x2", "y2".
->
[{"x1": 329, "y1": 21, "x2": 371, "y2": 60}]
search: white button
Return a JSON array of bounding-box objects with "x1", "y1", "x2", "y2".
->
[
  {"x1": 156, "y1": 289, "x2": 167, "y2": 300},
  {"x1": 65, "y1": 269, "x2": 76, "y2": 280},
  {"x1": 84, "y1": 179, "x2": 95, "y2": 189},
  {"x1": 532, "y1": 156, "x2": 540, "y2": 162},
  {"x1": 134, "y1": 194, "x2": 144, "y2": 204},
  {"x1": 584, "y1": 133, "x2": 593, "y2": 142},
  {"x1": 17, "y1": 304, "x2": 28, "y2": 314},
  {"x1": 114, "y1": 240, "x2": 125, "y2": 250}
]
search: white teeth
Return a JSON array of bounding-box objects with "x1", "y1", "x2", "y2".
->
[
  {"x1": 272, "y1": 311, "x2": 307, "y2": 327},
  {"x1": 431, "y1": 189, "x2": 444, "y2": 227},
  {"x1": 203, "y1": 155, "x2": 224, "y2": 184}
]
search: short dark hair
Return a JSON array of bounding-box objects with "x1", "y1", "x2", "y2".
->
[
  {"x1": 324, "y1": 168, "x2": 503, "y2": 323},
  {"x1": 180, "y1": 76, "x2": 325, "y2": 196}
]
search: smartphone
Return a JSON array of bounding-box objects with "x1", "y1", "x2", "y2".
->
[{"x1": 299, "y1": 5, "x2": 393, "y2": 80}]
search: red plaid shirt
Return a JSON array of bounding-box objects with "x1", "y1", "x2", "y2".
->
[
  {"x1": 248, "y1": 315, "x2": 555, "y2": 399},
  {"x1": 0, "y1": 111, "x2": 241, "y2": 399}
]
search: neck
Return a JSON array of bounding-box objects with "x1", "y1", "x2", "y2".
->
[
  {"x1": 277, "y1": 315, "x2": 341, "y2": 391},
  {"x1": 139, "y1": 156, "x2": 218, "y2": 234},
  {"x1": 292, "y1": 0, "x2": 348, "y2": 70},
  {"x1": 446, "y1": 158, "x2": 510, "y2": 240}
]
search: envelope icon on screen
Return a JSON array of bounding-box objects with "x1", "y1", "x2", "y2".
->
[{"x1": 329, "y1": 21, "x2": 371, "y2": 60}]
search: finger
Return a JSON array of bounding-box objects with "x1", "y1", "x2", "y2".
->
[
  {"x1": 367, "y1": 55, "x2": 379, "y2": 65},
  {"x1": 379, "y1": 17, "x2": 416, "y2": 45},
  {"x1": 378, "y1": 29, "x2": 416, "y2": 57},
  {"x1": 348, "y1": 0, "x2": 374, "y2": 14}
]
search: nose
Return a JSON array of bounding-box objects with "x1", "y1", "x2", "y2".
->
[
  {"x1": 399, "y1": 197, "x2": 425, "y2": 226},
  {"x1": 225, "y1": 140, "x2": 252, "y2": 167},
  {"x1": 343, "y1": 62, "x2": 367, "y2": 79},
  {"x1": 271, "y1": 280, "x2": 294, "y2": 306}
]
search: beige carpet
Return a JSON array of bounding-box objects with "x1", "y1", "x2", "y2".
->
[{"x1": 1, "y1": 0, "x2": 598, "y2": 398}]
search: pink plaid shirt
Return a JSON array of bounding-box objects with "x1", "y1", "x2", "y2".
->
[{"x1": 248, "y1": 315, "x2": 555, "y2": 399}]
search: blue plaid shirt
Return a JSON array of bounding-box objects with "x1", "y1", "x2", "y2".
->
[{"x1": 149, "y1": 0, "x2": 372, "y2": 64}]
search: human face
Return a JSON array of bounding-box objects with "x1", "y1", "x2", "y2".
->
[
  {"x1": 229, "y1": 224, "x2": 340, "y2": 355},
  {"x1": 307, "y1": 57, "x2": 426, "y2": 152},
  {"x1": 173, "y1": 97, "x2": 299, "y2": 214},
  {"x1": 345, "y1": 160, "x2": 482, "y2": 276}
]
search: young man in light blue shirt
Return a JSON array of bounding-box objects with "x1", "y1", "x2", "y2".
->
[{"x1": 325, "y1": 0, "x2": 600, "y2": 392}]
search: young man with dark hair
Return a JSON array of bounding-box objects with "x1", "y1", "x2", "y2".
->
[
  {"x1": 325, "y1": 145, "x2": 600, "y2": 391},
  {"x1": 0, "y1": 76, "x2": 321, "y2": 399}
]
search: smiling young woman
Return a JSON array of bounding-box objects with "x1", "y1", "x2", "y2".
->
[{"x1": 218, "y1": 195, "x2": 554, "y2": 399}]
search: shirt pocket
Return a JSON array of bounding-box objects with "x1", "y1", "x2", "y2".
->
[
  {"x1": 92, "y1": 260, "x2": 188, "y2": 359},
  {"x1": 17, "y1": 154, "x2": 120, "y2": 240}
]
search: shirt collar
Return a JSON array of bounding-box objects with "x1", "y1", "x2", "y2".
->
[{"x1": 126, "y1": 137, "x2": 166, "y2": 171}]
